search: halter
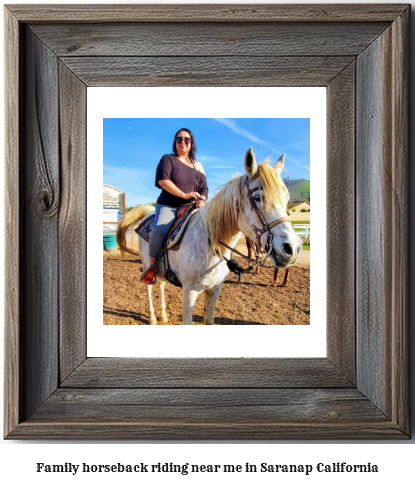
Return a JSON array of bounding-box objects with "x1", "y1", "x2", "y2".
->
[
  {"x1": 244, "y1": 176, "x2": 291, "y2": 261},
  {"x1": 219, "y1": 176, "x2": 292, "y2": 268}
]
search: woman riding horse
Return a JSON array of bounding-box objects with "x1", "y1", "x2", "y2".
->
[
  {"x1": 117, "y1": 148, "x2": 302, "y2": 325},
  {"x1": 142, "y1": 128, "x2": 208, "y2": 284}
]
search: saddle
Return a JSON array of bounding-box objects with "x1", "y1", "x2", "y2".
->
[
  {"x1": 135, "y1": 203, "x2": 198, "y2": 249},
  {"x1": 136, "y1": 203, "x2": 198, "y2": 287}
]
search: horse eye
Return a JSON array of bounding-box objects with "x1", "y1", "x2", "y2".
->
[{"x1": 253, "y1": 195, "x2": 261, "y2": 202}]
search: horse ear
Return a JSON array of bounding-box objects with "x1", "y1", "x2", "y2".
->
[
  {"x1": 244, "y1": 147, "x2": 258, "y2": 177},
  {"x1": 273, "y1": 153, "x2": 285, "y2": 174}
]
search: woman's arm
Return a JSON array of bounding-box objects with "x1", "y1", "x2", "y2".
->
[
  {"x1": 158, "y1": 179, "x2": 201, "y2": 201},
  {"x1": 194, "y1": 161, "x2": 205, "y2": 175}
]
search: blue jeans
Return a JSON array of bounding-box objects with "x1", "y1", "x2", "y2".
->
[{"x1": 148, "y1": 204, "x2": 178, "y2": 259}]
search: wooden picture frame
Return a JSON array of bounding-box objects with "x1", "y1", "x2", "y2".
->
[{"x1": 4, "y1": 4, "x2": 409, "y2": 439}]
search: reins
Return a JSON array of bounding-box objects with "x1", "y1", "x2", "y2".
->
[{"x1": 218, "y1": 239, "x2": 273, "y2": 269}]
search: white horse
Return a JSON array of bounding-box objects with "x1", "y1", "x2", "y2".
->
[{"x1": 116, "y1": 148, "x2": 302, "y2": 325}]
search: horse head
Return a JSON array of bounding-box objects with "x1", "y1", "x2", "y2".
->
[{"x1": 239, "y1": 148, "x2": 302, "y2": 268}]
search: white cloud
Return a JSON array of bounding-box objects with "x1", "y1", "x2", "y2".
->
[
  {"x1": 212, "y1": 165, "x2": 238, "y2": 169},
  {"x1": 214, "y1": 118, "x2": 269, "y2": 145}
]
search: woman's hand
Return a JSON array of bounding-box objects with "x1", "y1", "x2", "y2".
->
[
  {"x1": 195, "y1": 194, "x2": 206, "y2": 208},
  {"x1": 183, "y1": 191, "x2": 202, "y2": 200}
]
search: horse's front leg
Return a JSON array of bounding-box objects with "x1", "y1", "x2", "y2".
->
[
  {"x1": 182, "y1": 285, "x2": 202, "y2": 325},
  {"x1": 146, "y1": 284, "x2": 157, "y2": 325},
  {"x1": 159, "y1": 281, "x2": 168, "y2": 324},
  {"x1": 203, "y1": 285, "x2": 223, "y2": 325}
]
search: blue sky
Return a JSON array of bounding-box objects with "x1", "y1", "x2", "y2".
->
[{"x1": 103, "y1": 118, "x2": 310, "y2": 207}]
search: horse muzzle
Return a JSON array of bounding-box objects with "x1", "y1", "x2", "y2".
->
[{"x1": 270, "y1": 239, "x2": 302, "y2": 267}]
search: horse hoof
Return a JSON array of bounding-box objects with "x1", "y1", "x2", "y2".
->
[
  {"x1": 149, "y1": 315, "x2": 157, "y2": 325},
  {"x1": 161, "y1": 313, "x2": 168, "y2": 324}
]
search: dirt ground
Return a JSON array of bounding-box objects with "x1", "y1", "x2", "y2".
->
[{"x1": 103, "y1": 239, "x2": 310, "y2": 325}]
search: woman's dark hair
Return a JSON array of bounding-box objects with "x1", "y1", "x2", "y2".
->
[{"x1": 172, "y1": 128, "x2": 197, "y2": 163}]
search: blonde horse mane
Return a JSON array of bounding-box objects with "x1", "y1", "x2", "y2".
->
[
  {"x1": 203, "y1": 176, "x2": 240, "y2": 256},
  {"x1": 204, "y1": 161, "x2": 289, "y2": 255},
  {"x1": 116, "y1": 204, "x2": 155, "y2": 256},
  {"x1": 256, "y1": 159, "x2": 290, "y2": 212}
]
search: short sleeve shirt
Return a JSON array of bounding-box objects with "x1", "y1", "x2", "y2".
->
[{"x1": 155, "y1": 154, "x2": 209, "y2": 208}]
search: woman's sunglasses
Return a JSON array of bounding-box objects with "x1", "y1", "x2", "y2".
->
[{"x1": 175, "y1": 137, "x2": 192, "y2": 144}]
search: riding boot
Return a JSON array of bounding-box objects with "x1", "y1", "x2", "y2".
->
[{"x1": 141, "y1": 264, "x2": 158, "y2": 285}]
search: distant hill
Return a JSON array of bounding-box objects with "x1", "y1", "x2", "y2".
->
[{"x1": 284, "y1": 178, "x2": 310, "y2": 203}]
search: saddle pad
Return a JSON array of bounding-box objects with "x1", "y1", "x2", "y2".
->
[
  {"x1": 135, "y1": 209, "x2": 198, "y2": 249},
  {"x1": 135, "y1": 213, "x2": 155, "y2": 242},
  {"x1": 166, "y1": 209, "x2": 198, "y2": 249}
]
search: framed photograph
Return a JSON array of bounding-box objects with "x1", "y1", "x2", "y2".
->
[
  {"x1": 93, "y1": 90, "x2": 324, "y2": 358},
  {"x1": 4, "y1": 4, "x2": 409, "y2": 439}
]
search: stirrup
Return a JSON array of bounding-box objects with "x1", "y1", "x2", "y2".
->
[{"x1": 141, "y1": 264, "x2": 158, "y2": 285}]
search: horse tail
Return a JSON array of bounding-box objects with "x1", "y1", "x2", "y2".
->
[{"x1": 116, "y1": 204, "x2": 155, "y2": 256}]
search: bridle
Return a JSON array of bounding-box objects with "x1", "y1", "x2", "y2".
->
[
  {"x1": 219, "y1": 175, "x2": 292, "y2": 267},
  {"x1": 245, "y1": 178, "x2": 292, "y2": 261}
]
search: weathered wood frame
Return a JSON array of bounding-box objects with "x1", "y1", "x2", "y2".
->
[{"x1": 4, "y1": 4, "x2": 409, "y2": 439}]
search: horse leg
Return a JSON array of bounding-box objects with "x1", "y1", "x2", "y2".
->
[
  {"x1": 146, "y1": 284, "x2": 157, "y2": 325},
  {"x1": 247, "y1": 238, "x2": 259, "y2": 274},
  {"x1": 159, "y1": 281, "x2": 168, "y2": 324},
  {"x1": 282, "y1": 268, "x2": 290, "y2": 287},
  {"x1": 273, "y1": 268, "x2": 290, "y2": 287},
  {"x1": 272, "y1": 267, "x2": 279, "y2": 287},
  {"x1": 182, "y1": 285, "x2": 201, "y2": 325},
  {"x1": 203, "y1": 286, "x2": 223, "y2": 325}
]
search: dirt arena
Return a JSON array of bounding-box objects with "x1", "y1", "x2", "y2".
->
[{"x1": 103, "y1": 238, "x2": 310, "y2": 325}]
